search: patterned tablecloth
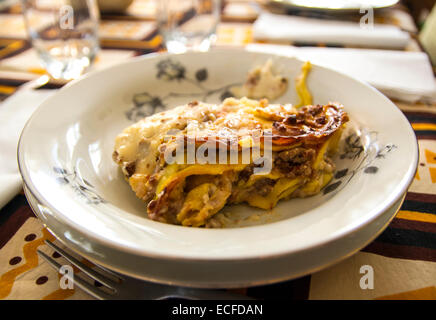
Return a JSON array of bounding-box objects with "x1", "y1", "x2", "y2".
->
[{"x1": 0, "y1": 0, "x2": 435, "y2": 300}]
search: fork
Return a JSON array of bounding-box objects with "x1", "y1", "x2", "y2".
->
[{"x1": 37, "y1": 240, "x2": 254, "y2": 300}]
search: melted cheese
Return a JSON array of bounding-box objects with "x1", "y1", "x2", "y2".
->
[
  {"x1": 247, "y1": 171, "x2": 333, "y2": 211},
  {"x1": 231, "y1": 59, "x2": 288, "y2": 100},
  {"x1": 295, "y1": 61, "x2": 312, "y2": 108},
  {"x1": 299, "y1": 172, "x2": 333, "y2": 196},
  {"x1": 314, "y1": 139, "x2": 330, "y2": 169},
  {"x1": 156, "y1": 163, "x2": 247, "y2": 196},
  {"x1": 247, "y1": 177, "x2": 303, "y2": 210},
  {"x1": 242, "y1": 170, "x2": 282, "y2": 188},
  {"x1": 177, "y1": 183, "x2": 230, "y2": 227}
]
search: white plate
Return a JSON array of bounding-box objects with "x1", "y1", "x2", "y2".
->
[
  {"x1": 24, "y1": 184, "x2": 405, "y2": 287},
  {"x1": 270, "y1": 0, "x2": 400, "y2": 12},
  {"x1": 18, "y1": 48, "x2": 417, "y2": 287}
]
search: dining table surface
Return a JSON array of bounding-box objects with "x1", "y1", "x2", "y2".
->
[{"x1": 0, "y1": 0, "x2": 435, "y2": 300}]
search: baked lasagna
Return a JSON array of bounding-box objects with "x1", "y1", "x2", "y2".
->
[{"x1": 113, "y1": 97, "x2": 349, "y2": 227}]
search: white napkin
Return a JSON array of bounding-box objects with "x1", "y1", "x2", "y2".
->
[
  {"x1": 253, "y1": 12, "x2": 410, "y2": 49},
  {"x1": 246, "y1": 43, "x2": 436, "y2": 103},
  {"x1": 0, "y1": 85, "x2": 55, "y2": 209}
]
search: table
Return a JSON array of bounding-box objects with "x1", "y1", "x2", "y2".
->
[{"x1": 0, "y1": 0, "x2": 435, "y2": 300}]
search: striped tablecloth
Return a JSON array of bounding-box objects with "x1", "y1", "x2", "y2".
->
[{"x1": 0, "y1": 0, "x2": 435, "y2": 300}]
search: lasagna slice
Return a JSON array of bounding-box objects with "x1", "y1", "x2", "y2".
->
[{"x1": 113, "y1": 97, "x2": 349, "y2": 227}]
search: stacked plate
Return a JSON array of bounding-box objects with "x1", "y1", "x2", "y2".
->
[
  {"x1": 267, "y1": 0, "x2": 400, "y2": 13},
  {"x1": 18, "y1": 49, "x2": 417, "y2": 288}
]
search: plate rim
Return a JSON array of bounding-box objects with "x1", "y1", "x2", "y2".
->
[
  {"x1": 17, "y1": 48, "x2": 419, "y2": 262},
  {"x1": 23, "y1": 183, "x2": 406, "y2": 288}
]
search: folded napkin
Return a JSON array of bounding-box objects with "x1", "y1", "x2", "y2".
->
[
  {"x1": 0, "y1": 86, "x2": 55, "y2": 209},
  {"x1": 246, "y1": 43, "x2": 436, "y2": 103},
  {"x1": 253, "y1": 12, "x2": 410, "y2": 49}
]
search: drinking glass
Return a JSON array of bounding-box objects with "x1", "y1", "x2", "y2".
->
[
  {"x1": 156, "y1": 0, "x2": 221, "y2": 53},
  {"x1": 22, "y1": 0, "x2": 100, "y2": 80}
]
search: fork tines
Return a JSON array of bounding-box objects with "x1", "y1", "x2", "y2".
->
[{"x1": 37, "y1": 240, "x2": 119, "y2": 300}]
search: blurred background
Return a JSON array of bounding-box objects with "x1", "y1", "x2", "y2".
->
[{"x1": 402, "y1": 0, "x2": 435, "y2": 26}]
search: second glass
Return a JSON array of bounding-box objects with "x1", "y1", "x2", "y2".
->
[
  {"x1": 156, "y1": 0, "x2": 220, "y2": 53},
  {"x1": 22, "y1": 0, "x2": 100, "y2": 80}
]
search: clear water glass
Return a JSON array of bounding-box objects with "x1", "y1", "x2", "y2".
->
[
  {"x1": 22, "y1": 0, "x2": 100, "y2": 80},
  {"x1": 156, "y1": 0, "x2": 221, "y2": 53}
]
